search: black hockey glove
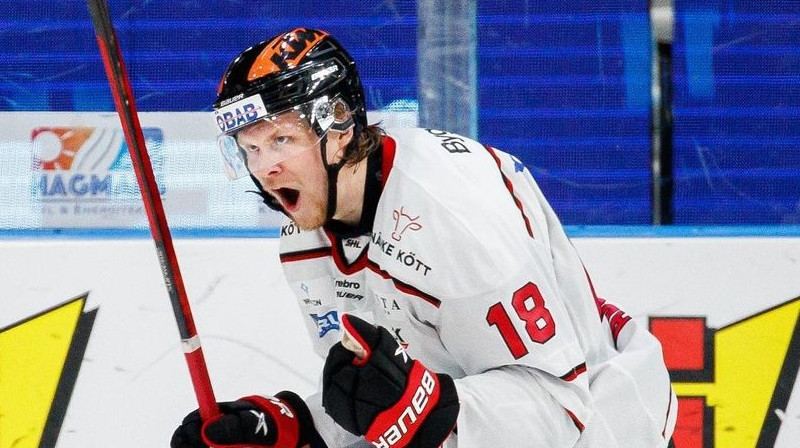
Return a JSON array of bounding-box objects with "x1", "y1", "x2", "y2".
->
[
  {"x1": 170, "y1": 391, "x2": 315, "y2": 448},
  {"x1": 322, "y1": 314, "x2": 459, "y2": 448}
]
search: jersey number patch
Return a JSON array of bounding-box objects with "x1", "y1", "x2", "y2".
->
[{"x1": 486, "y1": 282, "x2": 556, "y2": 359}]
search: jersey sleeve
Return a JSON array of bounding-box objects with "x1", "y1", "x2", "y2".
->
[
  {"x1": 278, "y1": 220, "x2": 341, "y2": 359},
  {"x1": 451, "y1": 367, "x2": 584, "y2": 447},
  {"x1": 436, "y1": 250, "x2": 594, "y2": 439},
  {"x1": 376, "y1": 130, "x2": 598, "y2": 440},
  {"x1": 432, "y1": 205, "x2": 594, "y2": 443}
]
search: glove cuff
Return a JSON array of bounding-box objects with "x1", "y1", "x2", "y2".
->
[
  {"x1": 241, "y1": 392, "x2": 314, "y2": 448},
  {"x1": 365, "y1": 363, "x2": 459, "y2": 448},
  {"x1": 414, "y1": 373, "x2": 459, "y2": 448},
  {"x1": 275, "y1": 390, "x2": 316, "y2": 447}
]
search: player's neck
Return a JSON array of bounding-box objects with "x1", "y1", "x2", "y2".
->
[{"x1": 331, "y1": 157, "x2": 368, "y2": 226}]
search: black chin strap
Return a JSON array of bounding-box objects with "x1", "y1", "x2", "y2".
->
[
  {"x1": 320, "y1": 134, "x2": 350, "y2": 222},
  {"x1": 324, "y1": 139, "x2": 382, "y2": 238}
]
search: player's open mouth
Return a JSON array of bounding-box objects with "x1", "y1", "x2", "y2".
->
[{"x1": 275, "y1": 187, "x2": 300, "y2": 211}]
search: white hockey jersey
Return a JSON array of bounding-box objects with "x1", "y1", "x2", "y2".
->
[{"x1": 278, "y1": 128, "x2": 677, "y2": 448}]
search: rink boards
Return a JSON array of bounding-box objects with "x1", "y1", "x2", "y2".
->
[{"x1": 1, "y1": 235, "x2": 799, "y2": 448}]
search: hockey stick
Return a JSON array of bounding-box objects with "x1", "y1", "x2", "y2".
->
[{"x1": 86, "y1": 0, "x2": 220, "y2": 421}]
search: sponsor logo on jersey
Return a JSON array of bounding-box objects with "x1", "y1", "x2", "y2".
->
[
  {"x1": 335, "y1": 278, "x2": 364, "y2": 301},
  {"x1": 391, "y1": 206, "x2": 422, "y2": 242},
  {"x1": 311, "y1": 310, "x2": 340, "y2": 337},
  {"x1": 0, "y1": 294, "x2": 96, "y2": 448},
  {"x1": 380, "y1": 296, "x2": 402, "y2": 313},
  {"x1": 299, "y1": 282, "x2": 322, "y2": 307},
  {"x1": 280, "y1": 222, "x2": 304, "y2": 236},
  {"x1": 371, "y1": 232, "x2": 433, "y2": 277},
  {"x1": 651, "y1": 296, "x2": 800, "y2": 448}
]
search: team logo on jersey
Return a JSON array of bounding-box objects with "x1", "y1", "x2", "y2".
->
[
  {"x1": 391, "y1": 206, "x2": 422, "y2": 242},
  {"x1": 311, "y1": 310, "x2": 340, "y2": 337}
]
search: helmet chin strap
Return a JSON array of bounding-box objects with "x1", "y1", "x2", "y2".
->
[
  {"x1": 320, "y1": 109, "x2": 356, "y2": 222},
  {"x1": 319, "y1": 133, "x2": 349, "y2": 222}
]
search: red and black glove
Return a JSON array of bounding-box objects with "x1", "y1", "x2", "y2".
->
[
  {"x1": 322, "y1": 314, "x2": 459, "y2": 448},
  {"x1": 170, "y1": 391, "x2": 315, "y2": 448}
]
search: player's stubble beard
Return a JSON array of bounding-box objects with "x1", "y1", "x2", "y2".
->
[
  {"x1": 289, "y1": 181, "x2": 329, "y2": 231},
  {"x1": 291, "y1": 137, "x2": 346, "y2": 231}
]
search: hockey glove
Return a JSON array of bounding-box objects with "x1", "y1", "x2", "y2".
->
[
  {"x1": 170, "y1": 391, "x2": 315, "y2": 448},
  {"x1": 322, "y1": 314, "x2": 459, "y2": 448}
]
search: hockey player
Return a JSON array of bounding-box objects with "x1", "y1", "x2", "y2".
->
[{"x1": 171, "y1": 28, "x2": 677, "y2": 448}]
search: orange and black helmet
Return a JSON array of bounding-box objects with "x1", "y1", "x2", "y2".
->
[{"x1": 213, "y1": 28, "x2": 367, "y2": 138}]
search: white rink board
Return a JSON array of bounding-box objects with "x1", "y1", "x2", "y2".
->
[{"x1": 1, "y1": 236, "x2": 799, "y2": 447}]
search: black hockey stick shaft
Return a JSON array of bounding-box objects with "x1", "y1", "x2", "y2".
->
[{"x1": 86, "y1": 0, "x2": 219, "y2": 421}]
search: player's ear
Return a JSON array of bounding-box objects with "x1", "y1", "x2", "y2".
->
[
  {"x1": 330, "y1": 126, "x2": 354, "y2": 164},
  {"x1": 334, "y1": 123, "x2": 354, "y2": 146},
  {"x1": 327, "y1": 101, "x2": 355, "y2": 163}
]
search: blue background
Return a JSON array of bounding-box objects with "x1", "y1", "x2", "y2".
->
[{"x1": 2, "y1": 0, "x2": 798, "y2": 227}]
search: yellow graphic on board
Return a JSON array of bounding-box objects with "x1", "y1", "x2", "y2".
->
[
  {"x1": 673, "y1": 299, "x2": 800, "y2": 447},
  {"x1": 0, "y1": 294, "x2": 95, "y2": 448}
]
